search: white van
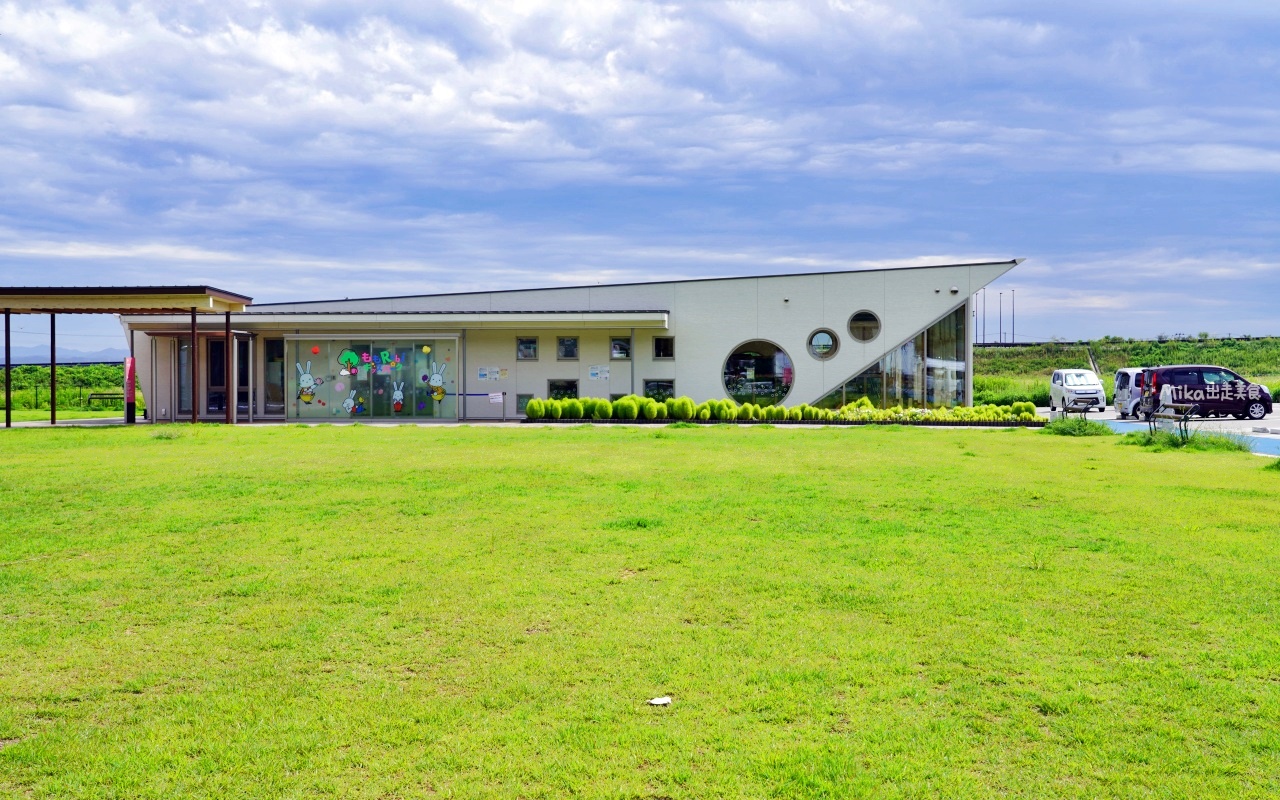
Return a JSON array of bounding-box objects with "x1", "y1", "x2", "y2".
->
[
  {"x1": 1049, "y1": 369, "x2": 1106, "y2": 411},
  {"x1": 1113, "y1": 368, "x2": 1145, "y2": 418}
]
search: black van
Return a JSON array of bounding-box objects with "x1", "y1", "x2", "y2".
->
[{"x1": 1140, "y1": 365, "x2": 1273, "y2": 420}]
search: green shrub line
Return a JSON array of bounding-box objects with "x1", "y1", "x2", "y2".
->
[{"x1": 521, "y1": 394, "x2": 1047, "y2": 427}]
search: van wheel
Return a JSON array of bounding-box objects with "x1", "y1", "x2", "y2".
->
[{"x1": 1247, "y1": 402, "x2": 1267, "y2": 420}]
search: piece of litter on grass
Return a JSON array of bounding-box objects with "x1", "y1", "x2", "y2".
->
[{"x1": 648, "y1": 696, "x2": 672, "y2": 706}]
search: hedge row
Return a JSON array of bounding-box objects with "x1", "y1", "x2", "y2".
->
[{"x1": 523, "y1": 395, "x2": 1043, "y2": 426}]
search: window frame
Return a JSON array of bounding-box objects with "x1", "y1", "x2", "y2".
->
[
  {"x1": 556, "y1": 336, "x2": 579, "y2": 361},
  {"x1": 653, "y1": 336, "x2": 675, "y2": 360},
  {"x1": 643, "y1": 379, "x2": 675, "y2": 401},
  {"x1": 516, "y1": 336, "x2": 539, "y2": 361},
  {"x1": 848, "y1": 310, "x2": 881, "y2": 343},
  {"x1": 547, "y1": 379, "x2": 579, "y2": 400},
  {"x1": 806, "y1": 328, "x2": 839, "y2": 361},
  {"x1": 610, "y1": 336, "x2": 632, "y2": 361}
]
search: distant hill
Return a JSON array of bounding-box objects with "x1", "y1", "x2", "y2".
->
[{"x1": 4, "y1": 345, "x2": 130, "y2": 365}]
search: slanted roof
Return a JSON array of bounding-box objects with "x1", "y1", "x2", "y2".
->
[{"x1": 0, "y1": 286, "x2": 252, "y2": 314}]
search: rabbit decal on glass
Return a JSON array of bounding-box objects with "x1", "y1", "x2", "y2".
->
[
  {"x1": 296, "y1": 361, "x2": 323, "y2": 404},
  {"x1": 391, "y1": 381, "x2": 405, "y2": 413},
  {"x1": 429, "y1": 361, "x2": 447, "y2": 402},
  {"x1": 342, "y1": 389, "x2": 366, "y2": 415}
]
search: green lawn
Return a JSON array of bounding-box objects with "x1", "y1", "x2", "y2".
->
[
  {"x1": 2, "y1": 425, "x2": 1279, "y2": 798},
  {"x1": 5, "y1": 408, "x2": 126, "y2": 423}
]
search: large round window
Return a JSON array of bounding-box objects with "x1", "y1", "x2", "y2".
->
[
  {"x1": 848, "y1": 310, "x2": 881, "y2": 342},
  {"x1": 723, "y1": 340, "x2": 794, "y2": 406},
  {"x1": 808, "y1": 329, "x2": 839, "y2": 360}
]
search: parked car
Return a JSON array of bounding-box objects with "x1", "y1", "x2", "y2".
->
[
  {"x1": 1049, "y1": 369, "x2": 1106, "y2": 411},
  {"x1": 1113, "y1": 368, "x2": 1145, "y2": 418},
  {"x1": 1139, "y1": 364, "x2": 1273, "y2": 420}
]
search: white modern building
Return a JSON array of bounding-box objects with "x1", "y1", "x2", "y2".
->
[{"x1": 117, "y1": 259, "x2": 1021, "y2": 422}]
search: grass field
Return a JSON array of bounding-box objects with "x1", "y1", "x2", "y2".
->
[
  {"x1": 2, "y1": 424, "x2": 1279, "y2": 798},
  {"x1": 5, "y1": 409, "x2": 125, "y2": 423}
]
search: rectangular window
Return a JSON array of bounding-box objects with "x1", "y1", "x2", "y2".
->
[
  {"x1": 557, "y1": 336, "x2": 579, "y2": 360},
  {"x1": 548, "y1": 379, "x2": 578, "y2": 400},
  {"x1": 653, "y1": 336, "x2": 674, "y2": 359},
  {"x1": 643, "y1": 380, "x2": 675, "y2": 402},
  {"x1": 610, "y1": 393, "x2": 627, "y2": 402},
  {"x1": 610, "y1": 336, "x2": 631, "y2": 360},
  {"x1": 517, "y1": 394, "x2": 533, "y2": 414},
  {"x1": 516, "y1": 337, "x2": 538, "y2": 360}
]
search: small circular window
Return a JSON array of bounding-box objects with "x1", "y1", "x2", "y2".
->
[
  {"x1": 723, "y1": 340, "x2": 793, "y2": 406},
  {"x1": 848, "y1": 311, "x2": 881, "y2": 342},
  {"x1": 807, "y1": 329, "x2": 839, "y2": 360}
]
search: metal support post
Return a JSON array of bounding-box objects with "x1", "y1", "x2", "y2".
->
[
  {"x1": 50, "y1": 314, "x2": 56, "y2": 426},
  {"x1": 3, "y1": 308, "x2": 9, "y2": 428},
  {"x1": 190, "y1": 308, "x2": 198, "y2": 424},
  {"x1": 224, "y1": 312, "x2": 232, "y2": 425}
]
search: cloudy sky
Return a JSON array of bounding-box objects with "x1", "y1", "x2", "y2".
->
[{"x1": 2, "y1": 0, "x2": 1278, "y2": 352}]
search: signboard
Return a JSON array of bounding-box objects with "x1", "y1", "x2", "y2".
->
[
  {"x1": 488, "y1": 392, "x2": 504, "y2": 404},
  {"x1": 477, "y1": 367, "x2": 509, "y2": 381},
  {"x1": 588, "y1": 365, "x2": 610, "y2": 380}
]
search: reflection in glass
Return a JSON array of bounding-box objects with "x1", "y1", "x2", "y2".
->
[
  {"x1": 723, "y1": 340, "x2": 793, "y2": 406},
  {"x1": 263, "y1": 339, "x2": 286, "y2": 415},
  {"x1": 808, "y1": 329, "x2": 838, "y2": 359},
  {"x1": 815, "y1": 305, "x2": 967, "y2": 410},
  {"x1": 849, "y1": 311, "x2": 881, "y2": 342}
]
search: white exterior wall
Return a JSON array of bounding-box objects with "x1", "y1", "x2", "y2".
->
[{"x1": 122, "y1": 261, "x2": 1018, "y2": 420}]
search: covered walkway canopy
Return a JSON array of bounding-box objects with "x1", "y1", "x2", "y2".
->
[{"x1": 1, "y1": 286, "x2": 253, "y2": 428}]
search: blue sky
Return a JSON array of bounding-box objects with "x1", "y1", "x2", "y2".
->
[{"x1": 2, "y1": 0, "x2": 1278, "y2": 352}]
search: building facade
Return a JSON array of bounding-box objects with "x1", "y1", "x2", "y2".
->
[{"x1": 120, "y1": 259, "x2": 1020, "y2": 422}]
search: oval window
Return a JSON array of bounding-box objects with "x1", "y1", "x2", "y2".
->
[
  {"x1": 848, "y1": 311, "x2": 881, "y2": 342},
  {"x1": 808, "y1": 329, "x2": 839, "y2": 360},
  {"x1": 723, "y1": 340, "x2": 794, "y2": 406}
]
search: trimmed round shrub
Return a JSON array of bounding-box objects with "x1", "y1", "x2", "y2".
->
[
  {"x1": 697, "y1": 408, "x2": 711, "y2": 421},
  {"x1": 546, "y1": 399, "x2": 563, "y2": 420},
  {"x1": 642, "y1": 400, "x2": 659, "y2": 420},
  {"x1": 592, "y1": 399, "x2": 613, "y2": 420},
  {"x1": 562, "y1": 398, "x2": 583, "y2": 419},
  {"x1": 736, "y1": 404, "x2": 753, "y2": 421},
  {"x1": 655, "y1": 403, "x2": 668, "y2": 420},
  {"x1": 669, "y1": 397, "x2": 692, "y2": 420},
  {"x1": 615, "y1": 398, "x2": 639, "y2": 420},
  {"x1": 788, "y1": 407, "x2": 802, "y2": 422},
  {"x1": 525, "y1": 398, "x2": 546, "y2": 420},
  {"x1": 581, "y1": 398, "x2": 598, "y2": 417}
]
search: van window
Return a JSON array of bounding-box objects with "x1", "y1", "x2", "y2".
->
[
  {"x1": 1201, "y1": 369, "x2": 1236, "y2": 384},
  {"x1": 1063, "y1": 372, "x2": 1096, "y2": 387},
  {"x1": 1169, "y1": 369, "x2": 1200, "y2": 386},
  {"x1": 1052, "y1": 372, "x2": 1061, "y2": 385},
  {"x1": 1116, "y1": 373, "x2": 1129, "y2": 390}
]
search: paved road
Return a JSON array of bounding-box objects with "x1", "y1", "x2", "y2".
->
[{"x1": 1036, "y1": 405, "x2": 1280, "y2": 436}]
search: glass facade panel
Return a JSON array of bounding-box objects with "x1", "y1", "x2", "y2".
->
[
  {"x1": 925, "y1": 306, "x2": 965, "y2": 408},
  {"x1": 286, "y1": 339, "x2": 458, "y2": 420},
  {"x1": 262, "y1": 339, "x2": 286, "y2": 415},
  {"x1": 176, "y1": 338, "x2": 192, "y2": 414},
  {"x1": 723, "y1": 340, "x2": 793, "y2": 406},
  {"x1": 815, "y1": 305, "x2": 967, "y2": 410},
  {"x1": 557, "y1": 337, "x2": 579, "y2": 360}
]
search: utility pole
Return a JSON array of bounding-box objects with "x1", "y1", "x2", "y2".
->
[
  {"x1": 982, "y1": 288, "x2": 987, "y2": 343},
  {"x1": 1011, "y1": 289, "x2": 1016, "y2": 345},
  {"x1": 999, "y1": 292, "x2": 1003, "y2": 344}
]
